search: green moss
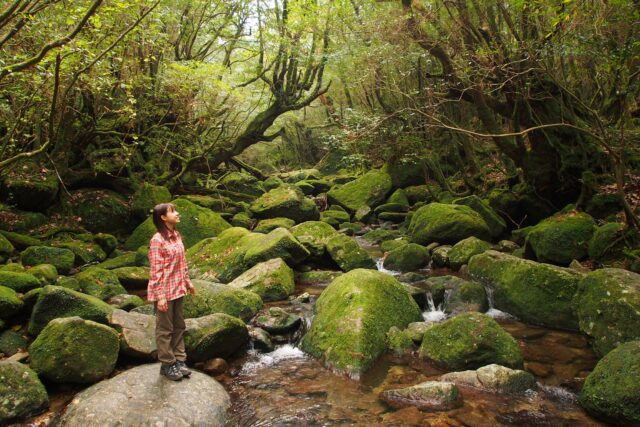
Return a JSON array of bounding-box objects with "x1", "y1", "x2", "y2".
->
[
  {"x1": 0, "y1": 330, "x2": 27, "y2": 356},
  {"x1": 454, "y1": 195, "x2": 506, "y2": 238},
  {"x1": 184, "y1": 280, "x2": 262, "y2": 321},
  {"x1": 21, "y1": 246, "x2": 74, "y2": 274},
  {"x1": 131, "y1": 183, "x2": 171, "y2": 219},
  {"x1": 112, "y1": 266, "x2": 149, "y2": 289},
  {"x1": 184, "y1": 313, "x2": 249, "y2": 362},
  {"x1": 378, "y1": 212, "x2": 408, "y2": 222},
  {"x1": 387, "y1": 188, "x2": 410, "y2": 207},
  {"x1": 290, "y1": 221, "x2": 339, "y2": 258},
  {"x1": 408, "y1": 203, "x2": 491, "y2": 245},
  {"x1": 254, "y1": 217, "x2": 296, "y2": 233},
  {"x1": 525, "y1": 211, "x2": 596, "y2": 265},
  {"x1": 380, "y1": 238, "x2": 410, "y2": 252},
  {"x1": 0, "y1": 270, "x2": 41, "y2": 292},
  {"x1": 92, "y1": 233, "x2": 118, "y2": 256},
  {"x1": 230, "y1": 212, "x2": 255, "y2": 229},
  {"x1": 579, "y1": 340, "x2": 640, "y2": 424},
  {"x1": 61, "y1": 188, "x2": 132, "y2": 234},
  {"x1": 28, "y1": 285, "x2": 114, "y2": 335},
  {"x1": 0, "y1": 207, "x2": 47, "y2": 233},
  {"x1": 297, "y1": 270, "x2": 343, "y2": 285},
  {"x1": 419, "y1": 312, "x2": 522, "y2": 370},
  {"x1": 431, "y1": 245, "x2": 452, "y2": 268},
  {"x1": 574, "y1": 269, "x2": 640, "y2": 357},
  {"x1": 327, "y1": 169, "x2": 393, "y2": 213},
  {"x1": 134, "y1": 245, "x2": 149, "y2": 267},
  {"x1": 0, "y1": 286, "x2": 23, "y2": 319},
  {"x1": 1, "y1": 161, "x2": 58, "y2": 212},
  {"x1": 443, "y1": 281, "x2": 488, "y2": 315},
  {"x1": 588, "y1": 223, "x2": 638, "y2": 265},
  {"x1": 250, "y1": 185, "x2": 319, "y2": 223},
  {"x1": 53, "y1": 240, "x2": 107, "y2": 266},
  {"x1": 362, "y1": 229, "x2": 401, "y2": 244},
  {"x1": 404, "y1": 185, "x2": 438, "y2": 205},
  {"x1": 0, "y1": 230, "x2": 41, "y2": 251},
  {"x1": 243, "y1": 228, "x2": 310, "y2": 267},
  {"x1": 586, "y1": 193, "x2": 624, "y2": 220},
  {"x1": 220, "y1": 171, "x2": 265, "y2": 196},
  {"x1": 384, "y1": 243, "x2": 430, "y2": 272},
  {"x1": 0, "y1": 361, "x2": 48, "y2": 423},
  {"x1": 26, "y1": 264, "x2": 58, "y2": 285},
  {"x1": 228, "y1": 258, "x2": 294, "y2": 302},
  {"x1": 96, "y1": 252, "x2": 137, "y2": 269},
  {"x1": 301, "y1": 269, "x2": 422, "y2": 376},
  {"x1": 326, "y1": 234, "x2": 375, "y2": 271},
  {"x1": 320, "y1": 210, "x2": 351, "y2": 227},
  {"x1": 0, "y1": 233, "x2": 14, "y2": 262},
  {"x1": 75, "y1": 267, "x2": 127, "y2": 301},
  {"x1": 469, "y1": 250, "x2": 582, "y2": 330},
  {"x1": 126, "y1": 198, "x2": 231, "y2": 250},
  {"x1": 186, "y1": 228, "x2": 252, "y2": 282},
  {"x1": 54, "y1": 276, "x2": 81, "y2": 291},
  {"x1": 387, "y1": 326, "x2": 414, "y2": 354},
  {"x1": 106, "y1": 294, "x2": 145, "y2": 311},
  {"x1": 448, "y1": 237, "x2": 493, "y2": 270},
  {"x1": 373, "y1": 203, "x2": 407, "y2": 215},
  {"x1": 29, "y1": 316, "x2": 119, "y2": 383}
]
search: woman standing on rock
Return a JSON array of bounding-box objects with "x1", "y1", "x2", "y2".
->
[{"x1": 148, "y1": 203, "x2": 196, "y2": 381}]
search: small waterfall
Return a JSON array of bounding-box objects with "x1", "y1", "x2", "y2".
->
[
  {"x1": 240, "y1": 344, "x2": 307, "y2": 374},
  {"x1": 422, "y1": 292, "x2": 446, "y2": 322},
  {"x1": 376, "y1": 257, "x2": 401, "y2": 276},
  {"x1": 484, "y1": 286, "x2": 513, "y2": 320}
]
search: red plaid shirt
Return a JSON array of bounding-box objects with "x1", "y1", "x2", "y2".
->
[{"x1": 147, "y1": 230, "x2": 192, "y2": 302}]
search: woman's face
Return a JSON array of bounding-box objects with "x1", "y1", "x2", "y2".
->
[{"x1": 161, "y1": 206, "x2": 181, "y2": 226}]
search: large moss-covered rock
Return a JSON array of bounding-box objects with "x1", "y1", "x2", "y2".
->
[
  {"x1": 186, "y1": 228, "x2": 253, "y2": 282},
  {"x1": 0, "y1": 205, "x2": 47, "y2": 233},
  {"x1": 75, "y1": 267, "x2": 127, "y2": 301},
  {"x1": 0, "y1": 230, "x2": 40, "y2": 251},
  {"x1": 21, "y1": 246, "x2": 75, "y2": 274},
  {"x1": 579, "y1": 340, "x2": 640, "y2": 424},
  {"x1": 469, "y1": 250, "x2": 582, "y2": 330},
  {"x1": 184, "y1": 313, "x2": 249, "y2": 362},
  {"x1": 28, "y1": 285, "x2": 114, "y2": 335},
  {"x1": 220, "y1": 171, "x2": 265, "y2": 196},
  {"x1": 325, "y1": 234, "x2": 375, "y2": 271},
  {"x1": 448, "y1": 237, "x2": 493, "y2": 270},
  {"x1": 454, "y1": 195, "x2": 506, "y2": 238},
  {"x1": 362, "y1": 229, "x2": 402, "y2": 244},
  {"x1": 184, "y1": 280, "x2": 262, "y2": 321},
  {"x1": 27, "y1": 264, "x2": 58, "y2": 285},
  {"x1": 242, "y1": 227, "x2": 310, "y2": 267},
  {"x1": 112, "y1": 266, "x2": 149, "y2": 290},
  {"x1": 383, "y1": 243, "x2": 430, "y2": 272},
  {"x1": 525, "y1": 211, "x2": 596, "y2": 265},
  {"x1": 443, "y1": 280, "x2": 489, "y2": 315},
  {"x1": 588, "y1": 222, "x2": 638, "y2": 265},
  {"x1": 0, "y1": 233, "x2": 14, "y2": 262},
  {"x1": 0, "y1": 330, "x2": 27, "y2": 356},
  {"x1": 227, "y1": 258, "x2": 294, "y2": 302},
  {"x1": 254, "y1": 217, "x2": 295, "y2": 233},
  {"x1": 320, "y1": 209, "x2": 351, "y2": 227},
  {"x1": 301, "y1": 269, "x2": 422, "y2": 376},
  {"x1": 29, "y1": 316, "x2": 119, "y2": 383},
  {"x1": 327, "y1": 169, "x2": 393, "y2": 213},
  {"x1": 97, "y1": 252, "x2": 137, "y2": 270},
  {"x1": 0, "y1": 361, "x2": 48, "y2": 424},
  {"x1": 61, "y1": 188, "x2": 132, "y2": 234},
  {"x1": 408, "y1": 203, "x2": 491, "y2": 245},
  {"x1": 387, "y1": 188, "x2": 410, "y2": 207},
  {"x1": 0, "y1": 270, "x2": 41, "y2": 293},
  {"x1": 0, "y1": 286, "x2": 23, "y2": 319},
  {"x1": 250, "y1": 185, "x2": 319, "y2": 223},
  {"x1": 125, "y1": 198, "x2": 231, "y2": 250},
  {"x1": 1, "y1": 161, "x2": 58, "y2": 212},
  {"x1": 419, "y1": 312, "x2": 523, "y2": 370},
  {"x1": 290, "y1": 221, "x2": 339, "y2": 258},
  {"x1": 574, "y1": 268, "x2": 640, "y2": 357},
  {"x1": 131, "y1": 183, "x2": 172, "y2": 220},
  {"x1": 53, "y1": 240, "x2": 107, "y2": 266}
]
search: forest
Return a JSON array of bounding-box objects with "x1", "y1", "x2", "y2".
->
[{"x1": 0, "y1": 0, "x2": 639, "y2": 426}]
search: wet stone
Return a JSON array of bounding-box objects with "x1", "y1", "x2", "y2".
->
[
  {"x1": 254, "y1": 307, "x2": 302, "y2": 334},
  {"x1": 379, "y1": 381, "x2": 463, "y2": 411}
]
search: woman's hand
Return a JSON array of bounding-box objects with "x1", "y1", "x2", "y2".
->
[
  {"x1": 157, "y1": 298, "x2": 168, "y2": 312},
  {"x1": 187, "y1": 283, "x2": 196, "y2": 296}
]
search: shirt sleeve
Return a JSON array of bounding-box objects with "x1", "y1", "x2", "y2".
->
[
  {"x1": 181, "y1": 244, "x2": 193, "y2": 287},
  {"x1": 147, "y1": 237, "x2": 166, "y2": 301}
]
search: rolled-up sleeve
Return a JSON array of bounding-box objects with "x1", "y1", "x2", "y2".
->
[{"x1": 147, "y1": 238, "x2": 165, "y2": 301}]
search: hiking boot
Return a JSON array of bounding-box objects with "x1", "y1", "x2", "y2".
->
[
  {"x1": 176, "y1": 360, "x2": 191, "y2": 377},
  {"x1": 160, "y1": 363, "x2": 183, "y2": 381}
]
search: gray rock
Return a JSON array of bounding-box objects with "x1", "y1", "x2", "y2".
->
[
  {"x1": 440, "y1": 364, "x2": 536, "y2": 394},
  {"x1": 108, "y1": 309, "x2": 157, "y2": 360},
  {"x1": 55, "y1": 363, "x2": 230, "y2": 427},
  {"x1": 0, "y1": 361, "x2": 48, "y2": 424},
  {"x1": 184, "y1": 313, "x2": 249, "y2": 362},
  {"x1": 431, "y1": 245, "x2": 452, "y2": 268},
  {"x1": 379, "y1": 381, "x2": 463, "y2": 411},
  {"x1": 405, "y1": 321, "x2": 434, "y2": 343},
  {"x1": 248, "y1": 326, "x2": 274, "y2": 352},
  {"x1": 254, "y1": 307, "x2": 302, "y2": 334}
]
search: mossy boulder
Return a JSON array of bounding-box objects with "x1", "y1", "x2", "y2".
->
[
  {"x1": 387, "y1": 188, "x2": 410, "y2": 207},
  {"x1": 0, "y1": 361, "x2": 48, "y2": 424},
  {"x1": 419, "y1": 312, "x2": 523, "y2": 370},
  {"x1": 53, "y1": 240, "x2": 107, "y2": 266},
  {"x1": 28, "y1": 285, "x2": 114, "y2": 335},
  {"x1": 184, "y1": 313, "x2": 249, "y2": 362},
  {"x1": 0, "y1": 330, "x2": 27, "y2": 356},
  {"x1": 301, "y1": 269, "x2": 422, "y2": 376},
  {"x1": 242, "y1": 227, "x2": 310, "y2": 267},
  {"x1": 220, "y1": 171, "x2": 265, "y2": 196},
  {"x1": 230, "y1": 212, "x2": 255, "y2": 229},
  {"x1": 250, "y1": 185, "x2": 319, "y2": 223},
  {"x1": 92, "y1": 233, "x2": 118, "y2": 256},
  {"x1": 131, "y1": 183, "x2": 172, "y2": 220},
  {"x1": 254, "y1": 307, "x2": 301, "y2": 334},
  {"x1": 297, "y1": 270, "x2": 343, "y2": 286},
  {"x1": 0, "y1": 270, "x2": 41, "y2": 293},
  {"x1": 453, "y1": 195, "x2": 506, "y2": 238},
  {"x1": 448, "y1": 237, "x2": 493, "y2": 270},
  {"x1": 525, "y1": 211, "x2": 596, "y2": 265},
  {"x1": 586, "y1": 193, "x2": 625, "y2": 220},
  {"x1": 75, "y1": 267, "x2": 127, "y2": 301},
  {"x1": 228, "y1": 258, "x2": 294, "y2": 302},
  {"x1": 55, "y1": 276, "x2": 81, "y2": 291},
  {"x1": 404, "y1": 184, "x2": 438, "y2": 204},
  {"x1": 107, "y1": 294, "x2": 145, "y2": 311},
  {"x1": 27, "y1": 264, "x2": 58, "y2": 285},
  {"x1": 384, "y1": 243, "x2": 430, "y2": 272},
  {"x1": 29, "y1": 317, "x2": 119, "y2": 383},
  {"x1": 380, "y1": 238, "x2": 410, "y2": 253},
  {"x1": 0, "y1": 286, "x2": 23, "y2": 319},
  {"x1": 320, "y1": 209, "x2": 351, "y2": 227},
  {"x1": 254, "y1": 217, "x2": 295, "y2": 233},
  {"x1": 0, "y1": 230, "x2": 40, "y2": 251},
  {"x1": 579, "y1": 340, "x2": 640, "y2": 424},
  {"x1": 1, "y1": 161, "x2": 58, "y2": 212},
  {"x1": 0, "y1": 233, "x2": 14, "y2": 262},
  {"x1": 21, "y1": 246, "x2": 75, "y2": 274},
  {"x1": 125, "y1": 198, "x2": 231, "y2": 250},
  {"x1": 362, "y1": 229, "x2": 401, "y2": 244},
  {"x1": 112, "y1": 266, "x2": 149, "y2": 290},
  {"x1": 408, "y1": 203, "x2": 491, "y2": 245},
  {"x1": 374, "y1": 203, "x2": 408, "y2": 215},
  {"x1": 61, "y1": 188, "x2": 132, "y2": 234},
  {"x1": 443, "y1": 280, "x2": 488, "y2": 315},
  {"x1": 0, "y1": 206, "x2": 47, "y2": 233},
  {"x1": 469, "y1": 250, "x2": 582, "y2": 330},
  {"x1": 573, "y1": 268, "x2": 640, "y2": 357},
  {"x1": 588, "y1": 223, "x2": 638, "y2": 265},
  {"x1": 96, "y1": 252, "x2": 137, "y2": 270},
  {"x1": 326, "y1": 234, "x2": 375, "y2": 272},
  {"x1": 184, "y1": 280, "x2": 263, "y2": 321},
  {"x1": 290, "y1": 221, "x2": 339, "y2": 258},
  {"x1": 327, "y1": 169, "x2": 393, "y2": 213},
  {"x1": 186, "y1": 228, "x2": 253, "y2": 283}
]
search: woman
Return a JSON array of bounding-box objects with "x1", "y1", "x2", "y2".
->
[{"x1": 147, "y1": 203, "x2": 196, "y2": 381}]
